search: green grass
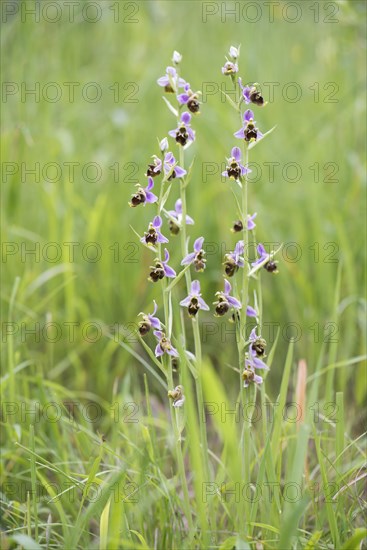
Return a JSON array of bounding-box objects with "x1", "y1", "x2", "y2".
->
[{"x1": 1, "y1": 1, "x2": 366, "y2": 548}]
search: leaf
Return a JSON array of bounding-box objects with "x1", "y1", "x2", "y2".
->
[
  {"x1": 248, "y1": 125, "x2": 276, "y2": 150},
  {"x1": 10, "y1": 534, "x2": 42, "y2": 550},
  {"x1": 278, "y1": 495, "x2": 310, "y2": 549},
  {"x1": 183, "y1": 156, "x2": 196, "y2": 188},
  {"x1": 165, "y1": 263, "x2": 191, "y2": 293},
  {"x1": 160, "y1": 181, "x2": 173, "y2": 211},
  {"x1": 219, "y1": 89, "x2": 240, "y2": 111},
  {"x1": 340, "y1": 528, "x2": 367, "y2": 549},
  {"x1": 162, "y1": 96, "x2": 178, "y2": 117},
  {"x1": 99, "y1": 498, "x2": 111, "y2": 550}
]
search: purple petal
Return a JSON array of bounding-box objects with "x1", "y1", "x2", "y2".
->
[
  {"x1": 237, "y1": 258, "x2": 245, "y2": 268},
  {"x1": 191, "y1": 280, "x2": 201, "y2": 295},
  {"x1": 174, "y1": 166, "x2": 187, "y2": 178},
  {"x1": 253, "y1": 373, "x2": 263, "y2": 385},
  {"x1": 157, "y1": 76, "x2": 169, "y2": 87},
  {"x1": 153, "y1": 330, "x2": 163, "y2": 339},
  {"x1": 180, "y1": 296, "x2": 192, "y2": 307},
  {"x1": 165, "y1": 152, "x2": 174, "y2": 164},
  {"x1": 164, "y1": 249, "x2": 170, "y2": 263},
  {"x1": 167, "y1": 345, "x2": 179, "y2": 357},
  {"x1": 148, "y1": 315, "x2": 161, "y2": 330},
  {"x1": 249, "y1": 328, "x2": 257, "y2": 341},
  {"x1": 157, "y1": 232, "x2": 169, "y2": 244},
  {"x1": 181, "y1": 252, "x2": 196, "y2": 265},
  {"x1": 175, "y1": 199, "x2": 182, "y2": 214},
  {"x1": 145, "y1": 191, "x2": 158, "y2": 204},
  {"x1": 160, "y1": 137, "x2": 168, "y2": 152},
  {"x1": 247, "y1": 219, "x2": 256, "y2": 230},
  {"x1": 194, "y1": 237, "x2": 204, "y2": 252},
  {"x1": 222, "y1": 170, "x2": 229, "y2": 177},
  {"x1": 231, "y1": 147, "x2": 242, "y2": 161},
  {"x1": 168, "y1": 129, "x2": 177, "y2": 138},
  {"x1": 187, "y1": 127, "x2": 196, "y2": 141},
  {"x1": 186, "y1": 215, "x2": 194, "y2": 225},
  {"x1": 227, "y1": 296, "x2": 242, "y2": 309},
  {"x1": 257, "y1": 243, "x2": 266, "y2": 257},
  {"x1": 152, "y1": 301, "x2": 158, "y2": 315},
  {"x1": 241, "y1": 165, "x2": 252, "y2": 175},
  {"x1": 163, "y1": 264, "x2": 176, "y2": 278},
  {"x1": 178, "y1": 77, "x2": 187, "y2": 88},
  {"x1": 198, "y1": 297, "x2": 210, "y2": 311},
  {"x1": 257, "y1": 130, "x2": 263, "y2": 140},
  {"x1": 235, "y1": 241, "x2": 244, "y2": 255},
  {"x1": 246, "y1": 306, "x2": 257, "y2": 318},
  {"x1": 243, "y1": 87, "x2": 251, "y2": 103},
  {"x1": 244, "y1": 109, "x2": 254, "y2": 122},
  {"x1": 250, "y1": 327, "x2": 257, "y2": 342},
  {"x1": 181, "y1": 112, "x2": 191, "y2": 124},
  {"x1": 155, "y1": 343, "x2": 164, "y2": 357},
  {"x1": 146, "y1": 177, "x2": 154, "y2": 191},
  {"x1": 224, "y1": 279, "x2": 232, "y2": 295},
  {"x1": 234, "y1": 128, "x2": 245, "y2": 139},
  {"x1": 152, "y1": 215, "x2": 162, "y2": 229},
  {"x1": 253, "y1": 356, "x2": 269, "y2": 370},
  {"x1": 177, "y1": 94, "x2": 189, "y2": 105},
  {"x1": 167, "y1": 210, "x2": 178, "y2": 220},
  {"x1": 166, "y1": 66, "x2": 176, "y2": 77}
]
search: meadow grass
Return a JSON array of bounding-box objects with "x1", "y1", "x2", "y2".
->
[{"x1": 1, "y1": 1, "x2": 366, "y2": 548}]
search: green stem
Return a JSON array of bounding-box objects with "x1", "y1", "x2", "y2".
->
[
  {"x1": 156, "y1": 168, "x2": 193, "y2": 531},
  {"x1": 179, "y1": 145, "x2": 210, "y2": 483}
]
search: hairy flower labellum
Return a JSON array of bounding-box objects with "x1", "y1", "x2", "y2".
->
[
  {"x1": 149, "y1": 262, "x2": 165, "y2": 282},
  {"x1": 130, "y1": 189, "x2": 146, "y2": 207},
  {"x1": 232, "y1": 220, "x2": 243, "y2": 233},
  {"x1": 249, "y1": 87, "x2": 264, "y2": 106},
  {"x1": 214, "y1": 297, "x2": 230, "y2": 317},
  {"x1": 138, "y1": 321, "x2": 150, "y2": 336},
  {"x1": 187, "y1": 97, "x2": 200, "y2": 113},
  {"x1": 264, "y1": 260, "x2": 278, "y2": 273},
  {"x1": 169, "y1": 220, "x2": 180, "y2": 235}
]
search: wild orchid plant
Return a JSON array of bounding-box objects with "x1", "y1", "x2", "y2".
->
[{"x1": 129, "y1": 46, "x2": 280, "y2": 535}]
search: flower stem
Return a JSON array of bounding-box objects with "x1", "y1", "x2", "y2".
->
[
  {"x1": 157, "y1": 177, "x2": 193, "y2": 532},
  {"x1": 179, "y1": 145, "x2": 210, "y2": 483}
]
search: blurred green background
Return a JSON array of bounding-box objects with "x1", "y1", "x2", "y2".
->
[{"x1": 2, "y1": 0, "x2": 366, "y2": 410}]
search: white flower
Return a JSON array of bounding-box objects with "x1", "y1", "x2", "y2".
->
[
  {"x1": 159, "y1": 137, "x2": 168, "y2": 152},
  {"x1": 173, "y1": 395, "x2": 185, "y2": 408},
  {"x1": 229, "y1": 46, "x2": 239, "y2": 59},
  {"x1": 172, "y1": 50, "x2": 182, "y2": 64}
]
